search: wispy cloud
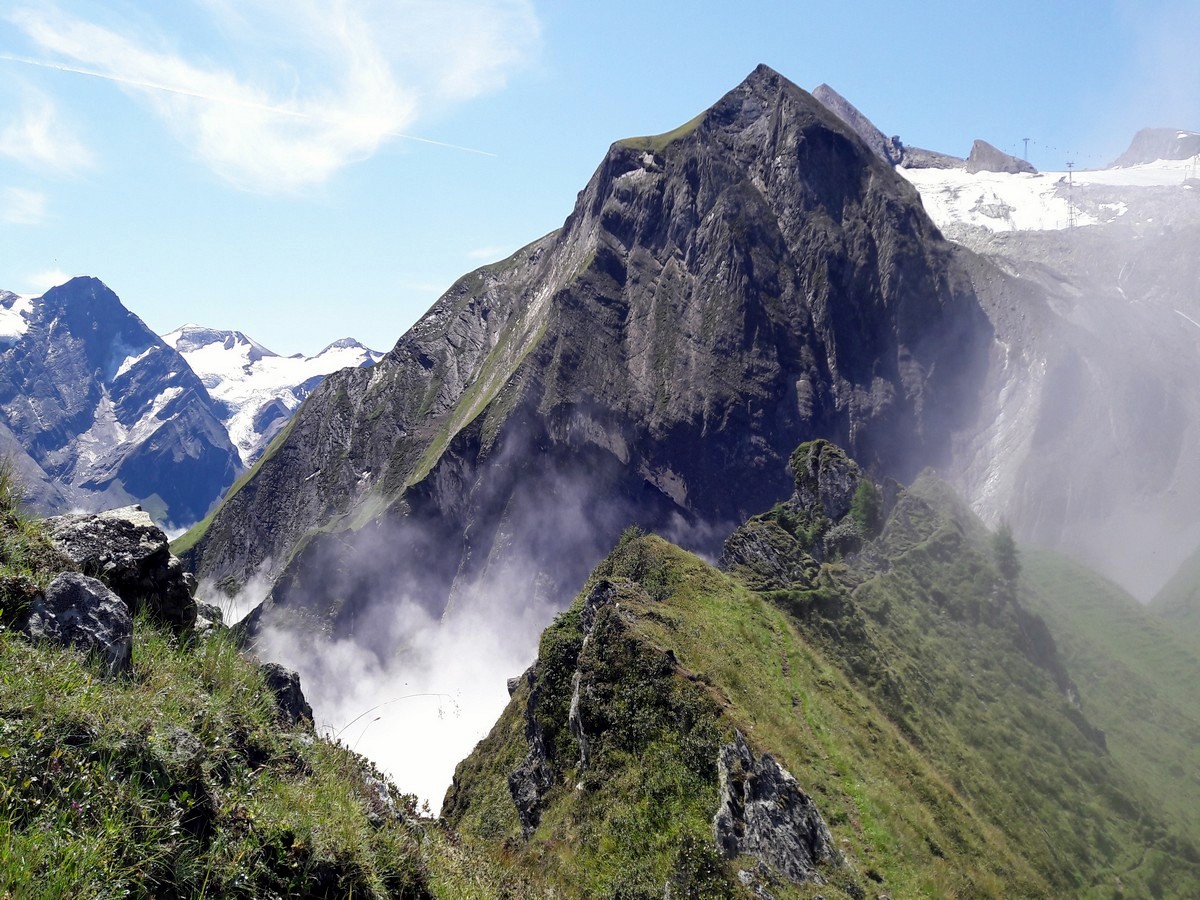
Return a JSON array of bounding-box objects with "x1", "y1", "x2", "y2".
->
[
  {"x1": 25, "y1": 267, "x2": 70, "y2": 292},
  {"x1": 1, "y1": 187, "x2": 48, "y2": 225},
  {"x1": 466, "y1": 244, "x2": 512, "y2": 262},
  {"x1": 0, "y1": 82, "x2": 93, "y2": 172},
  {"x1": 6, "y1": 1, "x2": 540, "y2": 193}
]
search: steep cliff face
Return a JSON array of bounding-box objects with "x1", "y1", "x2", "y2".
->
[
  {"x1": 0, "y1": 278, "x2": 241, "y2": 527},
  {"x1": 183, "y1": 65, "x2": 996, "y2": 630}
]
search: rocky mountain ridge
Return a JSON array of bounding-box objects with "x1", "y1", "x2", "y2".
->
[
  {"x1": 440, "y1": 440, "x2": 1200, "y2": 897},
  {"x1": 182, "y1": 64, "x2": 1001, "y2": 643}
]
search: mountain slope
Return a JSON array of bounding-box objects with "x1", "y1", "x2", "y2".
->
[
  {"x1": 1149, "y1": 544, "x2": 1200, "y2": 631},
  {"x1": 162, "y1": 324, "x2": 383, "y2": 465},
  {"x1": 443, "y1": 443, "x2": 1200, "y2": 897},
  {"x1": 182, "y1": 65, "x2": 997, "y2": 636},
  {"x1": 0, "y1": 278, "x2": 241, "y2": 528},
  {"x1": 1023, "y1": 551, "x2": 1200, "y2": 835}
]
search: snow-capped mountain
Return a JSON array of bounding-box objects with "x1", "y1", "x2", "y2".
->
[
  {"x1": 0, "y1": 278, "x2": 241, "y2": 527},
  {"x1": 162, "y1": 324, "x2": 383, "y2": 464}
]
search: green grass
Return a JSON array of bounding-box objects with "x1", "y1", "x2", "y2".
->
[
  {"x1": 1150, "y1": 541, "x2": 1200, "y2": 629},
  {"x1": 0, "y1": 617, "x2": 434, "y2": 898},
  {"x1": 446, "y1": 458, "x2": 1200, "y2": 898},
  {"x1": 1023, "y1": 550, "x2": 1200, "y2": 835},
  {"x1": 618, "y1": 111, "x2": 708, "y2": 153}
]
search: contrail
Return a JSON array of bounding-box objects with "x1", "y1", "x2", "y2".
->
[
  {"x1": 0, "y1": 52, "x2": 496, "y2": 157},
  {"x1": 1175, "y1": 309, "x2": 1200, "y2": 331}
]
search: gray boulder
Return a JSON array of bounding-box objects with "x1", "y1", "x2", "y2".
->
[
  {"x1": 965, "y1": 139, "x2": 1036, "y2": 175},
  {"x1": 260, "y1": 661, "x2": 313, "y2": 727},
  {"x1": 21, "y1": 572, "x2": 133, "y2": 677},
  {"x1": 193, "y1": 600, "x2": 226, "y2": 637},
  {"x1": 713, "y1": 730, "x2": 838, "y2": 885},
  {"x1": 45, "y1": 505, "x2": 196, "y2": 632}
]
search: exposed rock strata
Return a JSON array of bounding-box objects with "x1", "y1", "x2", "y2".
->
[{"x1": 713, "y1": 730, "x2": 838, "y2": 885}]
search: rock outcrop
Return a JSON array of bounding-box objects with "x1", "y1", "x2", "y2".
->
[
  {"x1": 259, "y1": 662, "x2": 314, "y2": 727},
  {"x1": 506, "y1": 667, "x2": 556, "y2": 838},
  {"x1": 965, "y1": 139, "x2": 1036, "y2": 175},
  {"x1": 812, "y1": 82, "x2": 966, "y2": 171},
  {"x1": 1110, "y1": 127, "x2": 1200, "y2": 167},
  {"x1": 20, "y1": 572, "x2": 133, "y2": 677},
  {"x1": 46, "y1": 505, "x2": 197, "y2": 632},
  {"x1": 713, "y1": 731, "x2": 838, "y2": 885}
]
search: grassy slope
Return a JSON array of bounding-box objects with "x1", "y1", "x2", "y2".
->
[
  {"x1": 0, "y1": 474, "x2": 536, "y2": 899},
  {"x1": 1149, "y1": 542, "x2": 1200, "y2": 630},
  {"x1": 1023, "y1": 550, "x2": 1200, "y2": 835},
  {"x1": 447, "y1": 463, "x2": 1200, "y2": 898},
  {"x1": 448, "y1": 535, "x2": 1046, "y2": 899}
]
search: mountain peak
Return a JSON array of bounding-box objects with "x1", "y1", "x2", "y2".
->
[{"x1": 1110, "y1": 126, "x2": 1200, "y2": 167}]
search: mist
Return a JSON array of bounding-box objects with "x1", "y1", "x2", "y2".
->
[
  {"x1": 234, "y1": 438, "x2": 698, "y2": 810},
  {"x1": 256, "y1": 593, "x2": 547, "y2": 812}
]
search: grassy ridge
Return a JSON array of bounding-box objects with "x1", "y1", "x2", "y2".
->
[{"x1": 446, "y1": 455, "x2": 1200, "y2": 898}]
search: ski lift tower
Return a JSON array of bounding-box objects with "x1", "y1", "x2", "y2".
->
[{"x1": 1066, "y1": 161, "x2": 1077, "y2": 228}]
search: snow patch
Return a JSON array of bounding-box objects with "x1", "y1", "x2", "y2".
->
[
  {"x1": 0, "y1": 294, "x2": 35, "y2": 344},
  {"x1": 115, "y1": 346, "x2": 157, "y2": 379},
  {"x1": 162, "y1": 324, "x2": 382, "y2": 464}
]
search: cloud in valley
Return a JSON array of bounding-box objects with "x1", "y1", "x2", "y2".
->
[{"x1": 5, "y1": 1, "x2": 541, "y2": 193}]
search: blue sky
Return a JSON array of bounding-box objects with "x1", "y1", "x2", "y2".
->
[{"x1": 1, "y1": 0, "x2": 1197, "y2": 354}]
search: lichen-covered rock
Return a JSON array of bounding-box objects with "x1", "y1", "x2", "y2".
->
[
  {"x1": 46, "y1": 505, "x2": 197, "y2": 633},
  {"x1": 791, "y1": 440, "x2": 863, "y2": 523},
  {"x1": 259, "y1": 662, "x2": 313, "y2": 727},
  {"x1": 20, "y1": 572, "x2": 133, "y2": 677},
  {"x1": 507, "y1": 667, "x2": 555, "y2": 838},
  {"x1": 713, "y1": 730, "x2": 838, "y2": 885}
]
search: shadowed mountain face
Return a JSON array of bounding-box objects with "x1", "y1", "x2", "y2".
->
[
  {"x1": 0, "y1": 277, "x2": 241, "y2": 527},
  {"x1": 183, "y1": 65, "x2": 997, "y2": 631}
]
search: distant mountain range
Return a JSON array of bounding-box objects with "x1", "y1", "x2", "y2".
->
[
  {"x1": 0, "y1": 277, "x2": 381, "y2": 529},
  {"x1": 163, "y1": 325, "x2": 382, "y2": 465}
]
